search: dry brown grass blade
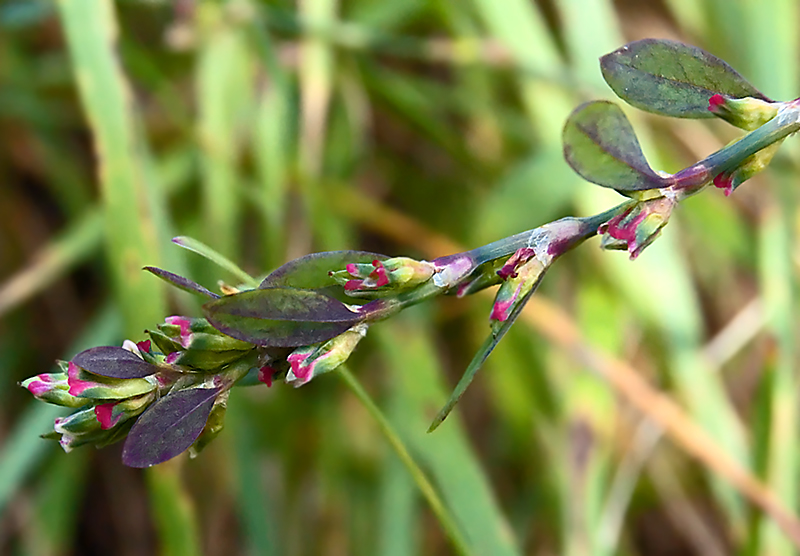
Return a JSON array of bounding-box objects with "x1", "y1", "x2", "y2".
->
[{"x1": 332, "y1": 186, "x2": 800, "y2": 547}]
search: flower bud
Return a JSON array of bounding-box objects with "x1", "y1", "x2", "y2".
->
[
  {"x1": 707, "y1": 94, "x2": 779, "y2": 131},
  {"x1": 94, "y1": 392, "x2": 156, "y2": 430},
  {"x1": 330, "y1": 257, "x2": 435, "y2": 294},
  {"x1": 161, "y1": 316, "x2": 246, "y2": 349},
  {"x1": 286, "y1": 324, "x2": 368, "y2": 387},
  {"x1": 713, "y1": 140, "x2": 783, "y2": 196},
  {"x1": 156, "y1": 316, "x2": 254, "y2": 370},
  {"x1": 53, "y1": 391, "x2": 157, "y2": 453},
  {"x1": 490, "y1": 257, "x2": 545, "y2": 333},
  {"x1": 20, "y1": 372, "x2": 89, "y2": 408},
  {"x1": 54, "y1": 406, "x2": 102, "y2": 435},
  {"x1": 66, "y1": 361, "x2": 158, "y2": 400},
  {"x1": 598, "y1": 196, "x2": 675, "y2": 259}
]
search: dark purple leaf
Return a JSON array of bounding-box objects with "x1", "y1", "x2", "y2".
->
[
  {"x1": 72, "y1": 346, "x2": 158, "y2": 379},
  {"x1": 260, "y1": 251, "x2": 388, "y2": 302},
  {"x1": 144, "y1": 266, "x2": 219, "y2": 299},
  {"x1": 563, "y1": 101, "x2": 670, "y2": 191},
  {"x1": 601, "y1": 39, "x2": 769, "y2": 119},
  {"x1": 203, "y1": 287, "x2": 362, "y2": 347},
  {"x1": 122, "y1": 387, "x2": 221, "y2": 468}
]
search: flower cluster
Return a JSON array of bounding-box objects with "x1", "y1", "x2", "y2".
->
[
  {"x1": 329, "y1": 257, "x2": 435, "y2": 294},
  {"x1": 22, "y1": 342, "x2": 160, "y2": 452}
]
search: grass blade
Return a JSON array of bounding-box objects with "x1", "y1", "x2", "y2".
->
[
  {"x1": 337, "y1": 366, "x2": 472, "y2": 556},
  {"x1": 378, "y1": 314, "x2": 521, "y2": 556},
  {"x1": 56, "y1": 0, "x2": 167, "y2": 334},
  {"x1": 196, "y1": 14, "x2": 254, "y2": 259},
  {"x1": 172, "y1": 236, "x2": 258, "y2": 288}
]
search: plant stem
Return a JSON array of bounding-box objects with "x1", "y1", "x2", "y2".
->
[
  {"x1": 464, "y1": 201, "x2": 633, "y2": 265},
  {"x1": 336, "y1": 366, "x2": 474, "y2": 556},
  {"x1": 675, "y1": 104, "x2": 800, "y2": 189}
]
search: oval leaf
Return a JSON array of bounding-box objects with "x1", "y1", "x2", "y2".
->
[
  {"x1": 260, "y1": 251, "x2": 387, "y2": 302},
  {"x1": 72, "y1": 346, "x2": 158, "y2": 379},
  {"x1": 203, "y1": 287, "x2": 361, "y2": 347},
  {"x1": 260, "y1": 250, "x2": 388, "y2": 289},
  {"x1": 563, "y1": 101, "x2": 669, "y2": 191},
  {"x1": 144, "y1": 266, "x2": 219, "y2": 299},
  {"x1": 601, "y1": 39, "x2": 769, "y2": 118},
  {"x1": 122, "y1": 387, "x2": 221, "y2": 468}
]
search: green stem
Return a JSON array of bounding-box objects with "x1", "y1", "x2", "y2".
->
[
  {"x1": 362, "y1": 202, "x2": 635, "y2": 324},
  {"x1": 675, "y1": 104, "x2": 800, "y2": 190},
  {"x1": 464, "y1": 201, "x2": 633, "y2": 265},
  {"x1": 336, "y1": 366, "x2": 474, "y2": 556}
]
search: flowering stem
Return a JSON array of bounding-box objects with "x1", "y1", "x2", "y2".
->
[
  {"x1": 464, "y1": 201, "x2": 634, "y2": 266},
  {"x1": 360, "y1": 202, "x2": 634, "y2": 325},
  {"x1": 674, "y1": 104, "x2": 800, "y2": 190},
  {"x1": 336, "y1": 366, "x2": 473, "y2": 556}
]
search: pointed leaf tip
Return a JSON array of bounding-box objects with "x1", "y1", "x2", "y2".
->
[
  {"x1": 144, "y1": 266, "x2": 219, "y2": 299},
  {"x1": 563, "y1": 101, "x2": 669, "y2": 191},
  {"x1": 601, "y1": 39, "x2": 768, "y2": 119}
]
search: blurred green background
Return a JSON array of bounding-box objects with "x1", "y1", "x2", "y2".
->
[{"x1": 1, "y1": 0, "x2": 799, "y2": 554}]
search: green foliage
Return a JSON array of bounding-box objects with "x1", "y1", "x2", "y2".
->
[
  {"x1": 601, "y1": 38, "x2": 769, "y2": 118},
  {"x1": 4, "y1": 1, "x2": 800, "y2": 555},
  {"x1": 563, "y1": 101, "x2": 668, "y2": 191}
]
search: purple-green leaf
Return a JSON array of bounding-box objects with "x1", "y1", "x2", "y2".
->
[
  {"x1": 144, "y1": 266, "x2": 219, "y2": 299},
  {"x1": 121, "y1": 387, "x2": 221, "y2": 468},
  {"x1": 601, "y1": 39, "x2": 769, "y2": 119},
  {"x1": 203, "y1": 287, "x2": 362, "y2": 347},
  {"x1": 260, "y1": 251, "x2": 388, "y2": 302},
  {"x1": 72, "y1": 346, "x2": 158, "y2": 379},
  {"x1": 563, "y1": 101, "x2": 669, "y2": 191}
]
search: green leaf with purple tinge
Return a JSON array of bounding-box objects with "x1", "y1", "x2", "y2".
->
[
  {"x1": 260, "y1": 250, "x2": 387, "y2": 303},
  {"x1": 563, "y1": 101, "x2": 670, "y2": 191},
  {"x1": 72, "y1": 346, "x2": 158, "y2": 379},
  {"x1": 601, "y1": 39, "x2": 769, "y2": 118},
  {"x1": 203, "y1": 287, "x2": 362, "y2": 347},
  {"x1": 122, "y1": 387, "x2": 222, "y2": 468}
]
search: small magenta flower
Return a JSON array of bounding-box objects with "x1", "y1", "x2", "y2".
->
[
  {"x1": 257, "y1": 365, "x2": 276, "y2": 387},
  {"x1": 712, "y1": 141, "x2": 783, "y2": 196},
  {"x1": 285, "y1": 324, "x2": 369, "y2": 387},
  {"x1": 155, "y1": 316, "x2": 254, "y2": 370},
  {"x1": 53, "y1": 391, "x2": 155, "y2": 452},
  {"x1": 490, "y1": 254, "x2": 546, "y2": 333},
  {"x1": 20, "y1": 369, "x2": 89, "y2": 408},
  {"x1": 330, "y1": 257, "x2": 435, "y2": 294},
  {"x1": 496, "y1": 248, "x2": 536, "y2": 280},
  {"x1": 164, "y1": 316, "x2": 193, "y2": 347},
  {"x1": 707, "y1": 94, "x2": 779, "y2": 131},
  {"x1": 598, "y1": 196, "x2": 675, "y2": 259},
  {"x1": 94, "y1": 392, "x2": 155, "y2": 430}
]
